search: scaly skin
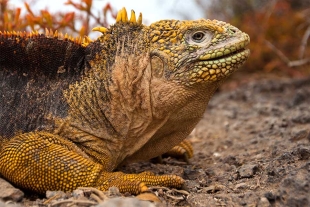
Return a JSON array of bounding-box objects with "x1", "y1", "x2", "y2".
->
[{"x1": 0, "y1": 8, "x2": 250, "y2": 194}]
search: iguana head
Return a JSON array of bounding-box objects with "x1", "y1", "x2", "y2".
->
[
  {"x1": 92, "y1": 8, "x2": 250, "y2": 87},
  {"x1": 148, "y1": 19, "x2": 250, "y2": 85}
]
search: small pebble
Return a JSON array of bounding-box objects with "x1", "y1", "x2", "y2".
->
[
  {"x1": 96, "y1": 197, "x2": 155, "y2": 207},
  {"x1": 257, "y1": 197, "x2": 271, "y2": 207},
  {"x1": 238, "y1": 164, "x2": 259, "y2": 178}
]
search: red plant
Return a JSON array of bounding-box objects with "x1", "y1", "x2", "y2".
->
[{"x1": 0, "y1": 0, "x2": 116, "y2": 37}]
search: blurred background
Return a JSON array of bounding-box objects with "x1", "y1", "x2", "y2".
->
[{"x1": 1, "y1": 0, "x2": 309, "y2": 84}]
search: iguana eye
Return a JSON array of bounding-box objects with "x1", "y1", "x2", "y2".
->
[
  {"x1": 187, "y1": 30, "x2": 212, "y2": 45},
  {"x1": 192, "y1": 32, "x2": 205, "y2": 42}
]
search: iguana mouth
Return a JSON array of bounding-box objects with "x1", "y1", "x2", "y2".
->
[
  {"x1": 198, "y1": 39, "x2": 250, "y2": 62},
  {"x1": 217, "y1": 48, "x2": 247, "y2": 59},
  {"x1": 198, "y1": 48, "x2": 250, "y2": 65}
]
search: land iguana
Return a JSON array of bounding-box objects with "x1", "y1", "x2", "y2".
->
[{"x1": 0, "y1": 8, "x2": 250, "y2": 194}]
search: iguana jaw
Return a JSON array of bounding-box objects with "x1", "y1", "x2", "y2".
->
[
  {"x1": 194, "y1": 47, "x2": 250, "y2": 81},
  {"x1": 174, "y1": 35, "x2": 250, "y2": 85}
]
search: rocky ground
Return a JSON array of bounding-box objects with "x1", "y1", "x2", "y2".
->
[{"x1": 1, "y1": 76, "x2": 310, "y2": 207}]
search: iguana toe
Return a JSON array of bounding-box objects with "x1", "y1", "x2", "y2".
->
[{"x1": 164, "y1": 140, "x2": 194, "y2": 163}]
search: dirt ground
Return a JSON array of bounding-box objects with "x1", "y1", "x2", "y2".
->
[{"x1": 1, "y1": 76, "x2": 310, "y2": 206}]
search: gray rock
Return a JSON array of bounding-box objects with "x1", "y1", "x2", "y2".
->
[
  {"x1": 0, "y1": 178, "x2": 23, "y2": 202},
  {"x1": 0, "y1": 200, "x2": 21, "y2": 207}
]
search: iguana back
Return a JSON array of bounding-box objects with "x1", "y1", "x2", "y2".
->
[{"x1": 0, "y1": 34, "x2": 87, "y2": 137}]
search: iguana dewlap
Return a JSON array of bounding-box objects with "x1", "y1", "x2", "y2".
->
[{"x1": 0, "y1": 8, "x2": 250, "y2": 194}]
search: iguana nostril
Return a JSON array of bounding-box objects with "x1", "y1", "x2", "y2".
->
[{"x1": 229, "y1": 28, "x2": 237, "y2": 34}]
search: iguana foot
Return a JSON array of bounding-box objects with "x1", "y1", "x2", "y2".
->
[
  {"x1": 97, "y1": 171, "x2": 184, "y2": 194},
  {"x1": 164, "y1": 140, "x2": 194, "y2": 163}
]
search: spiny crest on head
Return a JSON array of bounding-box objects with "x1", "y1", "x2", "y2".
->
[
  {"x1": 116, "y1": 7, "x2": 142, "y2": 25},
  {"x1": 92, "y1": 7, "x2": 142, "y2": 35}
]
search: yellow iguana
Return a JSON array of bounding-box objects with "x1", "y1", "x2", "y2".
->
[{"x1": 0, "y1": 8, "x2": 250, "y2": 194}]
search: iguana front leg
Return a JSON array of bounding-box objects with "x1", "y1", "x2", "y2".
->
[{"x1": 0, "y1": 132, "x2": 184, "y2": 194}]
